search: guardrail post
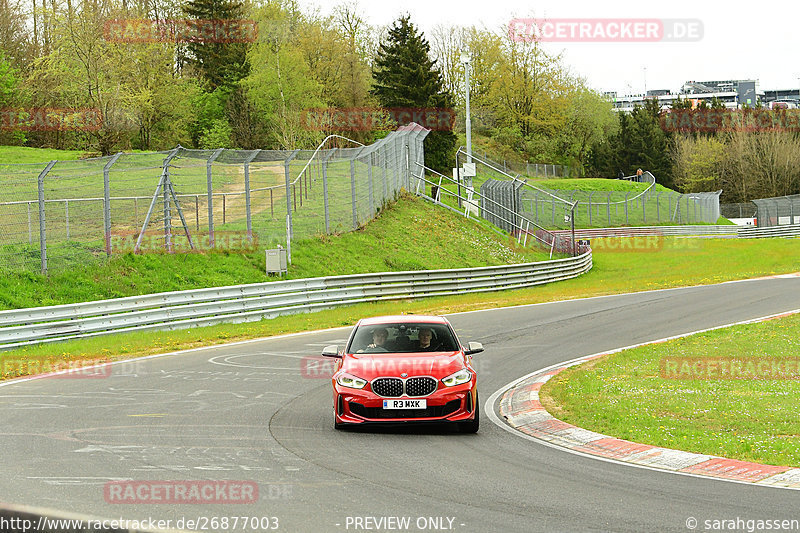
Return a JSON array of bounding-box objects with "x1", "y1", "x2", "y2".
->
[
  {"x1": 37, "y1": 161, "x2": 56, "y2": 275},
  {"x1": 207, "y1": 148, "x2": 223, "y2": 248},
  {"x1": 103, "y1": 153, "x2": 122, "y2": 256}
]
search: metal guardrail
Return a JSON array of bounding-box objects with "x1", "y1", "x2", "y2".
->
[
  {"x1": 0, "y1": 252, "x2": 592, "y2": 349},
  {"x1": 548, "y1": 224, "x2": 800, "y2": 239},
  {"x1": 738, "y1": 223, "x2": 800, "y2": 238},
  {"x1": 547, "y1": 226, "x2": 740, "y2": 238}
]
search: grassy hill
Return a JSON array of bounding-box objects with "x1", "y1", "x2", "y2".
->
[{"x1": 0, "y1": 194, "x2": 555, "y2": 310}]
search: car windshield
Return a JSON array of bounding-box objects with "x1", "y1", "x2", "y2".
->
[{"x1": 347, "y1": 323, "x2": 458, "y2": 353}]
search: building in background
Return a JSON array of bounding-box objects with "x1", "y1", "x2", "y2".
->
[{"x1": 606, "y1": 79, "x2": 798, "y2": 111}]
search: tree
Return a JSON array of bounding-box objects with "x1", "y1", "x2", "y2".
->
[
  {"x1": 372, "y1": 15, "x2": 456, "y2": 172},
  {"x1": 182, "y1": 0, "x2": 250, "y2": 90}
]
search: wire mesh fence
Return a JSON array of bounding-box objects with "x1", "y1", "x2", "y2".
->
[
  {"x1": 751, "y1": 194, "x2": 800, "y2": 226},
  {"x1": 454, "y1": 150, "x2": 722, "y2": 230},
  {"x1": 0, "y1": 125, "x2": 428, "y2": 274}
]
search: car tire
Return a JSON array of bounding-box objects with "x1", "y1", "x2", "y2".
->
[{"x1": 458, "y1": 393, "x2": 480, "y2": 433}]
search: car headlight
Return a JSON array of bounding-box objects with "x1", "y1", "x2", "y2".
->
[
  {"x1": 442, "y1": 368, "x2": 472, "y2": 387},
  {"x1": 336, "y1": 373, "x2": 368, "y2": 389}
]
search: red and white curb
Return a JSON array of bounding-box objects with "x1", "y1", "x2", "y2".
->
[{"x1": 491, "y1": 307, "x2": 800, "y2": 489}]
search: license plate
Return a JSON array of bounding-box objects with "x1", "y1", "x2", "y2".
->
[{"x1": 383, "y1": 399, "x2": 426, "y2": 409}]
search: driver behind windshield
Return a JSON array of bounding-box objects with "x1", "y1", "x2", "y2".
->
[{"x1": 367, "y1": 327, "x2": 389, "y2": 349}]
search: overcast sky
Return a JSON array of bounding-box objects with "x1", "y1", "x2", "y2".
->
[{"x1": 297, "y1": 0, "x2": 800, "y2": 96}]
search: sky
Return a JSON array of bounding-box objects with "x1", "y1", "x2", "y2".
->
[{"x1": 296, "y1": 0, "x2": 800, "y2": 97}]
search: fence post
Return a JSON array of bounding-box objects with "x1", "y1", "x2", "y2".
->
[
  {"x1": 284, "y1": 150, "x2": 299, "y2": 260},
  {"x1": 65, "y1": 200, "x2": 70, "y2": 240},
  {"x1": 656, "y1": 192, "x2": 661, "y2": 222},
  {"x1": 607, "y1": 193, "x2": 611, "y2": 225},
  {"x1": 163, "y1": 169, "x2": 171, "y2": 252},
  {"x1": 588, "y1": 191, "x2": 593, "y2": 226},
  {"x1": 624, "y1": 192, "x2": 629, "y2": 224},
  {"x1": 322, "y1": 148, "x2": 336, "y2": 234},
  {"x1": 350, "y1": 159, "x2": 358, "y2": 229},
  {"x1": 103, "y1": 153, "x2": 121, "y2": 256},
  {"x1": 367, "y1": 151, "x2": 374, "y2": 215},
  {"x1": 243, "y1": 149, "x2": 261, "y2": 243},
  {"x1": 206, "y1": 148, "x2": 223, "y2": 248},
  {"x1": 37, "y1": 161, "x2": 56, "y2": 275},
  {"x1": 642, "y1": 193, "x2": 646, "y2": 223}
]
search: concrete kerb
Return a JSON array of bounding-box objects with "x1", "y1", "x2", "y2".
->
[{"x1": 490, "y1": 306, "x2": 800, "y2": 489}]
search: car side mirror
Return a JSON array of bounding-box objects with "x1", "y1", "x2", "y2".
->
[
  {"x1": 464, "y1": 342, "x2": 484, "y2": 356},
  {"x1": 321, "y1": 345, "x2": 342, "y2": 358}
]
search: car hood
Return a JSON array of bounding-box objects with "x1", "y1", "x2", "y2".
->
[{"x1": 342, "y1": 352, "x2": 465, "y2": 379}]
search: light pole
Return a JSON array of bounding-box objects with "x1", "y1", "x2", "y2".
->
[{"x1": 460, "y1": 51, "x2": 472, "y2": 165}]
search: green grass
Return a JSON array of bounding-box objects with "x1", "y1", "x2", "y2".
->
[
  {"x1": 530, "y1": 178, "x2": 672, "y2": 193},
  {"x1": 541, "y1": 312, "x2": 800, "y2": 467},
  {"x1": 0, "y1": 146, "x2": 92, "y2": 163},
  {"x1": 0, "y1": 194, "x2": 552, "y2": 309},
  {"x1": 1, "y1": 235, "x2": 798, "y2": 380}
]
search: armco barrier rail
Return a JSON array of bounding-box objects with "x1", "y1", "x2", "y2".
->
[
  {"x1": 0, "y1": 252, "x2": 592, "y2": 349},
  {"x1": 546, "y1": 224, "x2": 800, "y2": 239},
  {"x1": 0, "y1": 502, "x2": 187, "y2": 533},
  {"x1": 738, "y1": 223, "x2": 800, "y2": 238}
]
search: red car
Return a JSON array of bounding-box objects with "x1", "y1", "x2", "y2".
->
[{"x1": 322, "y1": 315, "x2": 483, "y2": 432}]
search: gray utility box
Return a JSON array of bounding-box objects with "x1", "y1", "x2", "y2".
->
[{"x1": 266, "y1": 247, "x2": 288, "y2": 275}]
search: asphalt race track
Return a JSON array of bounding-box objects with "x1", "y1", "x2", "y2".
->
[{"x1": 1, "y1": 275, "x2": 799, "y2": 532}]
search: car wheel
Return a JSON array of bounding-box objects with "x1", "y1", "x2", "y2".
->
[{"x1": 458, "y1": 393, "x2": 479, "y2": 433}]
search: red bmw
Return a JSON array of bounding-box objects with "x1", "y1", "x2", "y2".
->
[{"x1": 322, "y1": 315, "x2": 483, "y2": 432}]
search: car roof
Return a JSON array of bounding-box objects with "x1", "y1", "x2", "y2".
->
[{"x1": 358, "y1": 315, "x2": 448, "y2": 326}]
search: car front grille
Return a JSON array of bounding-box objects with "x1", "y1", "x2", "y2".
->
[
  {"x1": 371, "y1": 378, "x2": 404, "y2": 397},
  {"x1": 405, "y1": 377, "x2": 437, "y2": 397},
  {"x1": 371, "y1": 376, "x2": 438, "y2": 397},
  {"x1": 349, "y1": 400, "x2": 461, "y2": 419}
]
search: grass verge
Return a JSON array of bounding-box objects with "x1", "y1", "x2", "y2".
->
[
  {"x1": 0, "y1": 194, "x2": 551, "y2": 309},
  {"x1": 1, "y1": 236, "x2": 798, "y2": 381},
  {"x1": 541, "y1": 312, "x2": 800, "y2": 467}
]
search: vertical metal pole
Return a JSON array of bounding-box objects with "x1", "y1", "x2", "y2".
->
[
  {"x1": 321, "y1": 149, "x2": 336, "y2": 235},
  {"x1": 38, "y1": 161, "x2": 56, "y2": 275},
  {"x1": 65, "y1": 200, "x2": 70, "y2": 240},
  {"x1": 656, "y1": 192, "x2": 661, "y2": 222},
  {"x1": 163, "y1": 169, "x2": 171, "y2": 252},
  {"x1": 27, "y1": 202, "x2": 32, "y2": 244},
  {"x1": 350, "y1": 159, "x2": 358, "y2": 229},
  {"x1": 207, "y1": 148, "x2": 223, "y2": 248},
  {"x1": 195, "y1": 195, "x2": 199, "y2": 230},
  {"x1": 270, "y1": 189, "x2": 274, "y2": 219},
  {"x1": 625, "y1": 192, "x2": 629, "y2": 224},
  {"x1": 367, "y1": 152, "x2": 374, "y2": 214},
  {"x1": 588, "y1": 192, "x2": 593, "y2": 226},
  {"x1": 284, "y1": 150, "x2": 299, "y2": 261},
  {"x1": 222, "y1": 194, "x2": 226, "y2": 225},
  {"x1": 607, "y1": 193, "x2": 611, "y2": 225},
  {"x1": 642, "y1": 193, "x2": 646, "y2": 223},
  {"x1": 103, "y1": 153, "x2": 121, "y2": 256}
]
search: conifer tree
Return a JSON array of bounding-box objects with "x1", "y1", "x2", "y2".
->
[
  {"x1": 372, "y1": 15, "x2": 455, "y2": 172},
  {"x1": 183, "y1": 0, "x2": 250, "y2": 90}
]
